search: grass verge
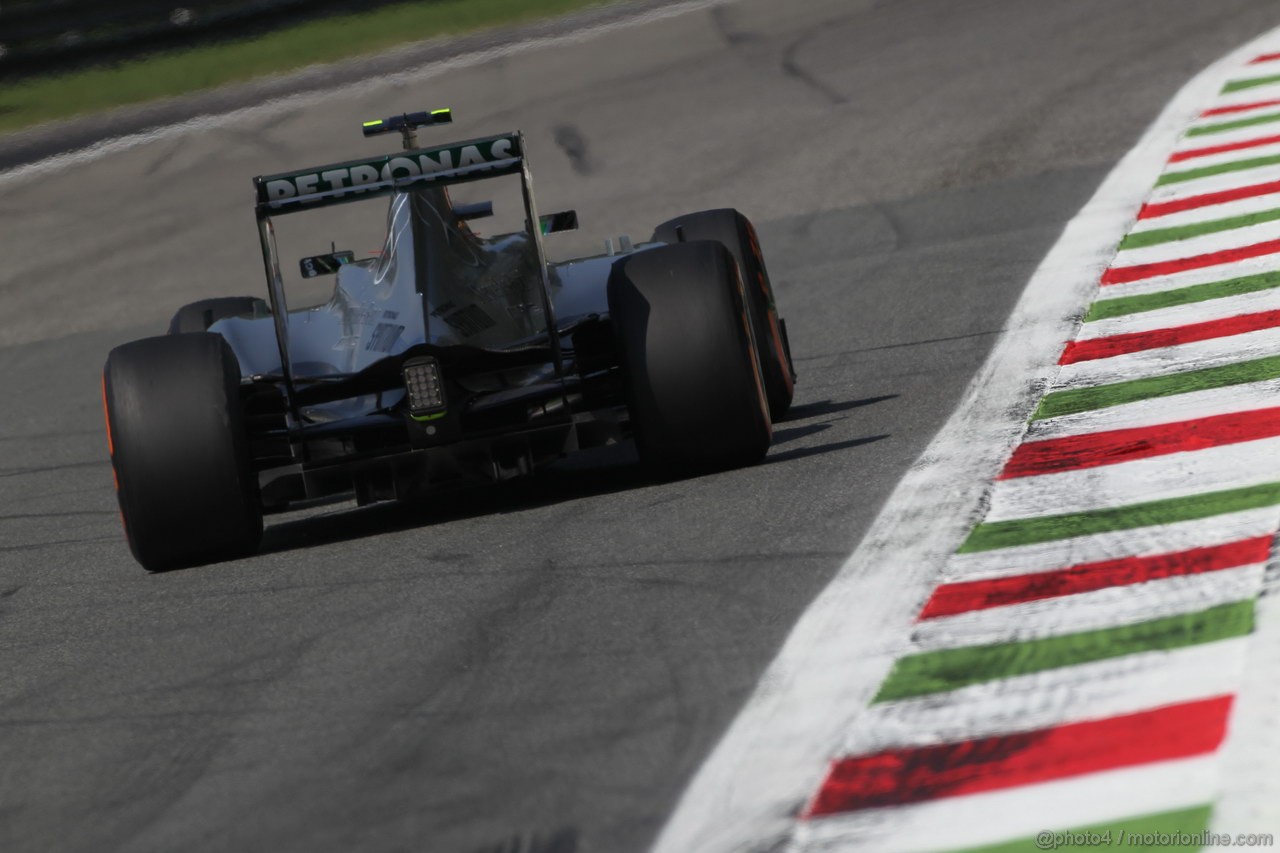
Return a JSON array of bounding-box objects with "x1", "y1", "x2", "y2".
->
[{"x1": 0, "y1": 0, "x2": 609, "y2": 134}]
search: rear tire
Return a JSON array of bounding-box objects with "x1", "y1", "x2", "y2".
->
[
  {"x1": 103, "y1": 333, "x2": 263, "y2": 571},
  {"x1": 168, "y1": 296, "x2": 269, "y2": 334},
  {"x1": 653, "y1": 209, "x2": 795, "y2": 420},
  {"x1": 608, "y1": 241, "x2": 771, "y2": 474}
]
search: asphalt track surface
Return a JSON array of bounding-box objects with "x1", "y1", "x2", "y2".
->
[{"x1": 3, "y1": 2, "x2": 1280, "y2": 851}]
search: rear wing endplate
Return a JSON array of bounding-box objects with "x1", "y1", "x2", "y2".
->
[{"x1": 253, "y1": 132, "x2": 524, "y2": 216}]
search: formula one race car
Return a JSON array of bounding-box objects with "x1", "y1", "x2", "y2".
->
[{"x1": 102, "y1": 109, "x2": 795, "y2": 571}]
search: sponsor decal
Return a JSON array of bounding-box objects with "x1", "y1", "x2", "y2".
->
[{"x1": 257, "y1": 135, "x2": 521, "y2": 212}]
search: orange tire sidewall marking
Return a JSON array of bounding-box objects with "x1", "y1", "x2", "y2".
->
[
  {"x1": 101, "y1": 372, "x2": 127, "y2": 532},
  {"x1": 101, "y1": 372, "x2": 115, "y2": 458}
]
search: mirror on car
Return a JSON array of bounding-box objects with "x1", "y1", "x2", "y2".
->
[
  {"x1": 452, "y1": 201, "x2": 494, "y2": 221},
  {"x1": 299, "y1": 250, "x2": 356, "y2": 279},
  {"x1": 539, "y1": 210, "x2": 579, "y2": 234}
]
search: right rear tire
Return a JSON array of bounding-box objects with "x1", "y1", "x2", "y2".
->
[
  {"x1": 653, "y1": 209, "x2": 795, "y2": 420},
  {"x1": 608, "y1": 241, "x2": 772, "y2": 474},
  {"x1": 103, "y1": 333, "x2": 263, "y2": 571}
]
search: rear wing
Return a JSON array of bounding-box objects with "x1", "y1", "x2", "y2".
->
[
  {"x1": 250, "y1": 118, "x2": 563, "y2": 421},
  {"x1": 253, "y1": 132, "x2": 524, "y2": 216}
]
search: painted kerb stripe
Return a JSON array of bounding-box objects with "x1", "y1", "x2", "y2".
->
[
  {"x1": 873, "y1": 602, "x2": 1253, "y2": 702},
  {"x1": 1120, "y1": 205, "x2": 1280, "y2": 249},
  {"x1": 919, "y1": 538, "x2": 1271, "y2": 619},
  {"x1": 1033, "y1": 355, "x2": 1280, "y2": 420},
  {"x1": 1085, "y1": 270, "x2": 1280, "y2": 321},
  {"x1": 804, "y1": 697, "x2": 1233, "y2": 817},
  {"x1": 961, "y1": 482, "x2": 1280, "y2": 552},
  {"x1": 1157, "y1": 152, "x2": 1280, "y2": 186},
  {"x1": 1224, "y1": 73, "x2": 1280, "y2": 92},
  {"x1": 1060, "y1": 309, "x2": 1280, "y2": 362},
  {"x1": 1187, "y1": 112, "x2": 1280, "y2": 138},
  {"x1": 1101, "y1": 237, "x2": 1280, "y2": 285},
  {"x1": 1202, "y1": 97, "x2": 1280, "y2": 117},
  {"x1": 1138, "y1": 179, "x2": 1280, "y2": 219},
  {"x1": 1169, "y1": 132, "x2": 1280, "y2": 163},
  {"x1": 1002, "y1": 409, "x2": 1280, "y2": 476}
]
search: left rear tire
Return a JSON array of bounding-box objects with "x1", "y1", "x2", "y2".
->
[{"x1": 103, "y1": 333, "x2": 263, "y2": 571}]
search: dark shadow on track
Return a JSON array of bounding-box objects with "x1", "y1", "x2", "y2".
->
[
  {"x1": 785, "y1": 394, "x2": 898, "y2": 420},
  {"x1": 795, "y1": 330, "x2": 1006, "y2": 363},
  {"x1": 764, "y1": 434, "x2": 889, "y2": 465},
  {"x1": 258, "y1": 443, "x2": 649, "y2": 557},
  {"x1": 471, "y1": 827, "x2": 579, "y2": 853},
  {"x1": 771, "y1": 422, "x2": 832, "y2": 444},
  {"x1": 256, "y1": 395, "x2": 895, "y2": 559}
]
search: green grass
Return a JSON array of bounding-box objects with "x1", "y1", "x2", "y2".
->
[{"x1": 0, "y1": 0, "x2": 608, "y2": 134}]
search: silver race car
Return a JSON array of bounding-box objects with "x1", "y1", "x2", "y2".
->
[{"x1": 103, "y1": 109, "x2": 796, "y2": 571}]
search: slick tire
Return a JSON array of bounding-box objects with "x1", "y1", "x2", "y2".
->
[
  {"x1": 168, "y1": 296, "x2": 270, "y2": 334},
  {"x1": 608, "y1": 241, "x2": 772, "y2": 475},
  {"x1": 103, "y1": 333, "x2": 263, "y2": 571},
  {"x1": 653, "y1": 208, "x2": 795, "y2": 420}
]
